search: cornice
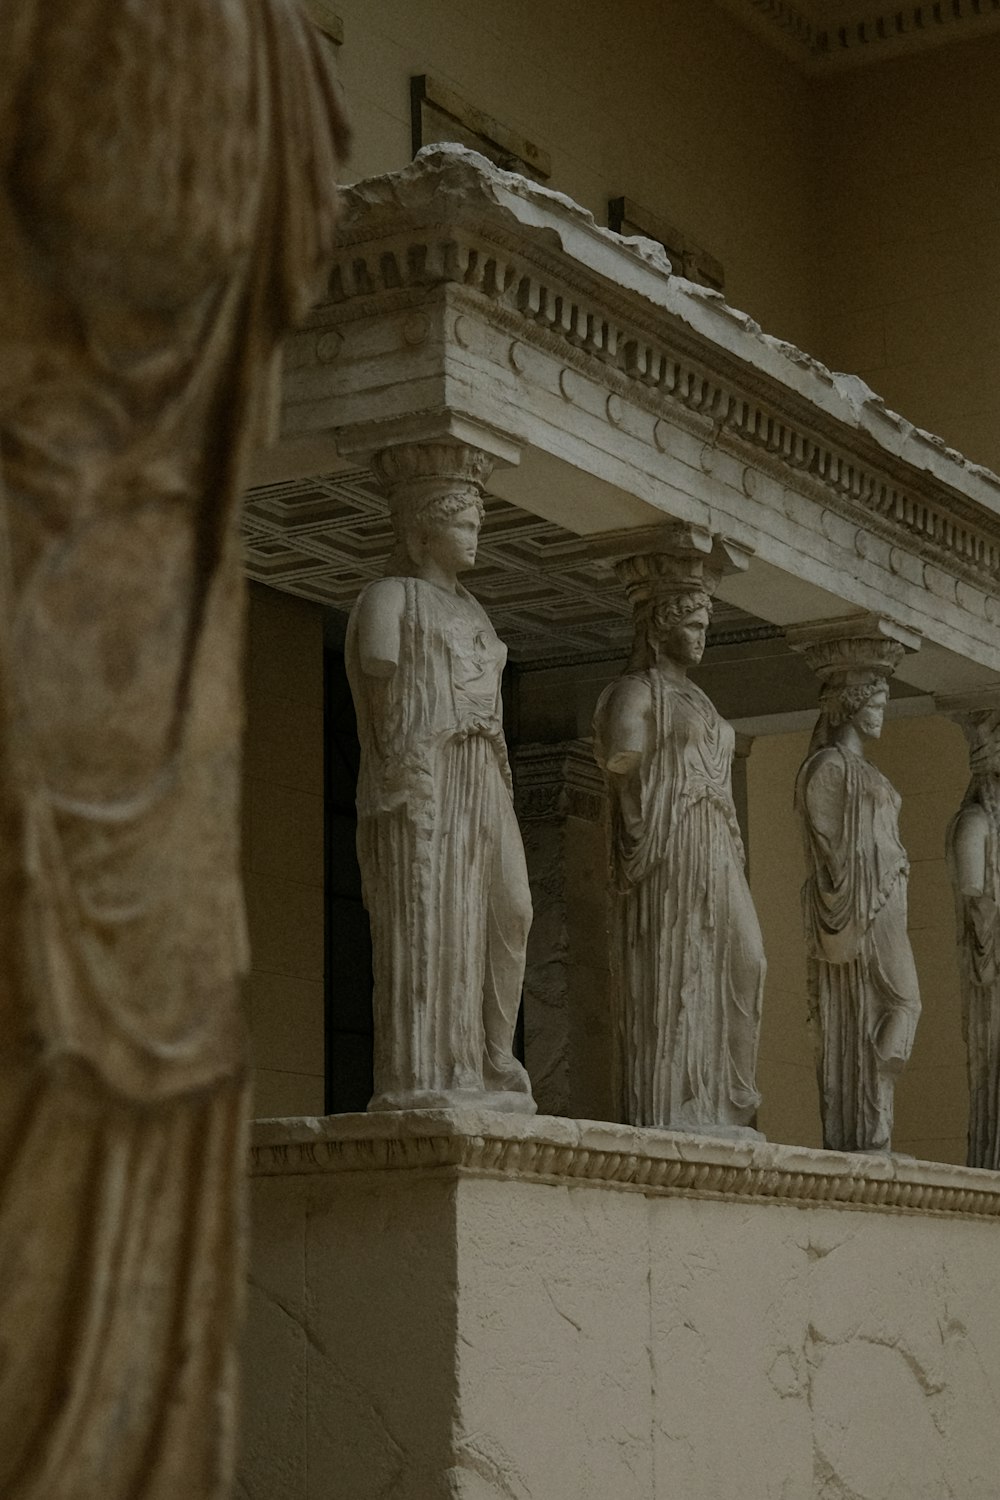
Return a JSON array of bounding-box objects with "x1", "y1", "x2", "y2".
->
[
  {"x1": 714, "y1": 0, "x2": 1000, "y2": 71},
  {"x1": 318, "y1": 149, "x2": 1000, "y2": 602},
  {"x1": 250, "y1": 1111, "x2": 1000, "y2": 1221}
]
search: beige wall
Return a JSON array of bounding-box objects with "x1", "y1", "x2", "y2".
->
[
  {"x1": 241, "y1": 1116, "x2": 1000, "y2": 1500},
  {"x1": 750, "y1": 712, "x2": 971, "y2": 1163},
  {"x1": 333, "y1": 0, "x2": 817, "y2": 350},
  {"x1": 812, "y1": 34, "x2": 1000, "y2": 472},
  {"x1": 243, "y1": 583, "x2": 326, "y2": 1116}
]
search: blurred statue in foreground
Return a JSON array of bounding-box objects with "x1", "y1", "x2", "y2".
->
[
  {"x1": 0, "y1": 4, "x2": 346, "y2": 1495},
  {"x1": 346, "y1": 442, "x2": 536, "y2": 1114},
  {"x1": 946, "y1": 703, "x2": 1000, "y2": 1169},
  {"x1": 791, "y1": 621, "x2": 921, "y2": 1154},
  {"x1": 593, "y1": 539, "x2": 765, "y2": 1136}
]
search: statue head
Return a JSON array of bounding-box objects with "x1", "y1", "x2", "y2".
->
[
  {"x1": 388, "y1": 490, "x2": 485, "y2": 578},
  {"x1": 649, "y1": 589, "x2": 713, "y2": 669},
  {"x1": 807, "y1": 672, "x2": 889, "y2": 755},
  {"x1": 819, "y1": 675, "x2": 890, "y2": 741}
]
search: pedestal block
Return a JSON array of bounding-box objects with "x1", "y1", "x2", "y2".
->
[{"x1": 240, "y1": 1112, "x2": 1000, "y2": 1500}]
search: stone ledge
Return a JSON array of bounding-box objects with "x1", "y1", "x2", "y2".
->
[{"x1": 250, "y1": 1110, "x2": 1000, "y2": 1221}]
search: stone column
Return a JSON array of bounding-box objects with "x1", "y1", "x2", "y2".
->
[
  {"x1": 787, "y1": 613, "x2": 921, "y2": 1154},
  {"x1": 592, "y1": 525, "x2": 766, "y2": 1136},
  {"x1": 346, "y1": 438, "x2": 537, "y2": 1113},
  {"x1": 514, "y1": 741, "x2": 610, "y2": 1120},
  {"x1": 937, "y1": 687, "x2": 1000, "y2": 1169}
]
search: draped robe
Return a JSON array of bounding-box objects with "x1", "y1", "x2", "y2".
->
[
  {"x1": 594, "y1": 670, "x2": 764, "y2": 1132},
  {"x1": 796, "y1": 746, "x2": 920, "y2": 1153},
  {"x1": 0, "y1": 4, "x2": 345, "y2": 1494},
  {"x1": 946, "y1": 790, "x2": 1000, "y2": 1168},
  {"x1": 346, "y1": 576, "x2": 533, "y2": 1108}
]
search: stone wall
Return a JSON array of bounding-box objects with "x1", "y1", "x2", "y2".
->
[
  {"x1": 243, "y1": 583, "x2": 327, "y2": 1116},
  {"x1": 813, "y1": 32, "x2": 1000, "y2": 474},
  {"x1": 240, "y1": 1112, "x2": 1000, "y2": 1500}
]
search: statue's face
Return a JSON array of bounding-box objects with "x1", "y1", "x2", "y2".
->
[
  {"x1": 661, "y1": 606, "x2": 710, "y2": 667},
  {"x1": 854, "y1": 689, "x2": 888, "y2": 740},
  {"x1": 417, "y1": 505, "x2": 481, "y2": 575}
]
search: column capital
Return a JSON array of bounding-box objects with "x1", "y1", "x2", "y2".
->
[
  {"x1": 370, "y1": 440, "x2": 495, "y2": 502},
  {"x1": 786, "y1": 612, "x2": 920, "y2": 687}
]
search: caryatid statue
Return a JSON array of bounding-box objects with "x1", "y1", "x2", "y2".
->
[
  {"x1": 345, "y1": 442, "x2": 536, "y2": 1114},
  {"x1": 592, "y1": 537, "x2": 766, "y2": 1136},
  {"x1": 790, "y1": 618, "x2": 921, "y2": 1154},
  {"x1": 944, "y1": 698, "x2": 1000, "y2": 1169},
  {"x1": 0, "y1": 4, "x2": 347, "y2": 1497}
]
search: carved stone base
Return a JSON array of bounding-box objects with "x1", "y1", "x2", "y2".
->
[{"x1": 242, "y1": 1112, "x2": 1000, "y2": 1500}]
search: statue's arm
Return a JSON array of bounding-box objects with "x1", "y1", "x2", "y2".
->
[
  {"x1": 802, "y1": 751, "x2": 848, "y2": 869},
  {"x1": 354, "y1": 579, "x2": 407, "y2": 678},
  {"x1": 597, "y1": 677, "x2": 652, "y2": 777},
  {"x1": 951, "y1": 804, "x2": 990, "y2": 899}
]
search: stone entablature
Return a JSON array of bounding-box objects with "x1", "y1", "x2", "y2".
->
[
  {"x1": 250, "y1": 1112, "x2": 1000, "y2": 1220},
  {"x1": 276, "y1": 146, "x2": 1000, "y2": 692},
  {"x1": 513, "y1": 740, "x2": 605, "y2": 824}
]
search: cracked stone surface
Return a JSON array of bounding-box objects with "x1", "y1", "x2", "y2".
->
[{"x1": 239, "y1": 1115, "x2": 1000, "y2": 1499}]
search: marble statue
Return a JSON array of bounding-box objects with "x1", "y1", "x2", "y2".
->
[
  {"x1": 0, "y1": 5, "x2": 347, "y2": 1496},
  {"x1": 793, "y1": 631, "x2": 920, "y2": 1154},
  {"x1": 946, "y1": 706, "x2": 1000, "y2": 1169},
  {"x1": 592, "y1": 549, "x2": 765, "y2": 1135},
  {"x1": 345, "y1": 442, "x2": 536, "y2": 1114}
]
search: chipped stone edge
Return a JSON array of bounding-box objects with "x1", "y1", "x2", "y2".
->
[
  {"x1": 249, "y1": 1110, "x2": 1000, "y2": 1220},
  {"x1": 333, "y1": 145, "x2": 1000, "y2": 518}
]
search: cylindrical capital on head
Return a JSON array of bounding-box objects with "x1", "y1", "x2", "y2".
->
[
  {"x1": 787, "y1": 612, "x2": 918, "y2": 693},
  {"x1": 614, "y1": 551, "x2": 719, "y2": 617}
]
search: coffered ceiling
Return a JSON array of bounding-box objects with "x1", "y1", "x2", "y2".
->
[
  {"x1": 714, "y1": 0, "x2": 1000, "y2": 69},
  {"x1": 243, "y1": 469, "x2": 773, "y2": 667}
]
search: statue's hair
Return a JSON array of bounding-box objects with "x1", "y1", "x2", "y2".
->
[
  {"x1": 386, "y1": 490, "x2": 485, "y2": 575},
  {"x1": 806, "y1": 674, "x2": 888, "y2": 753},
  {"x1": 818, "y1": 675, "x2": 888, "y2": 729},
  {"x1": 652, "y1": 588, "x2": 714, "y2": 627},
  {"x1": 629, "y1": 588, "x2": 713, "y2": 670}
]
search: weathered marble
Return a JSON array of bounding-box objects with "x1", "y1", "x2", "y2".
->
[
  {"x1": 791, "y1": 617, "x2": 922, "y2": 1154},
  {"x1": 944, "y1": 695, "x2": 1000, "y2": 1169},
  {"x1": 345, "y1": 442, "x2": 535, "y2": 1114},
  {"x1": 514, "y1": 741, "x2": 610, "y2": 1120},
  {"x1": 593, "y1": 532, "x2": 765, "y2": 1135},
  {"x1": 241, "y1": 1110, "x2": 1000, "y2": 1500},
  {"x1": 0, "y1": 5, "x2": 346, "y2": 1495}
]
